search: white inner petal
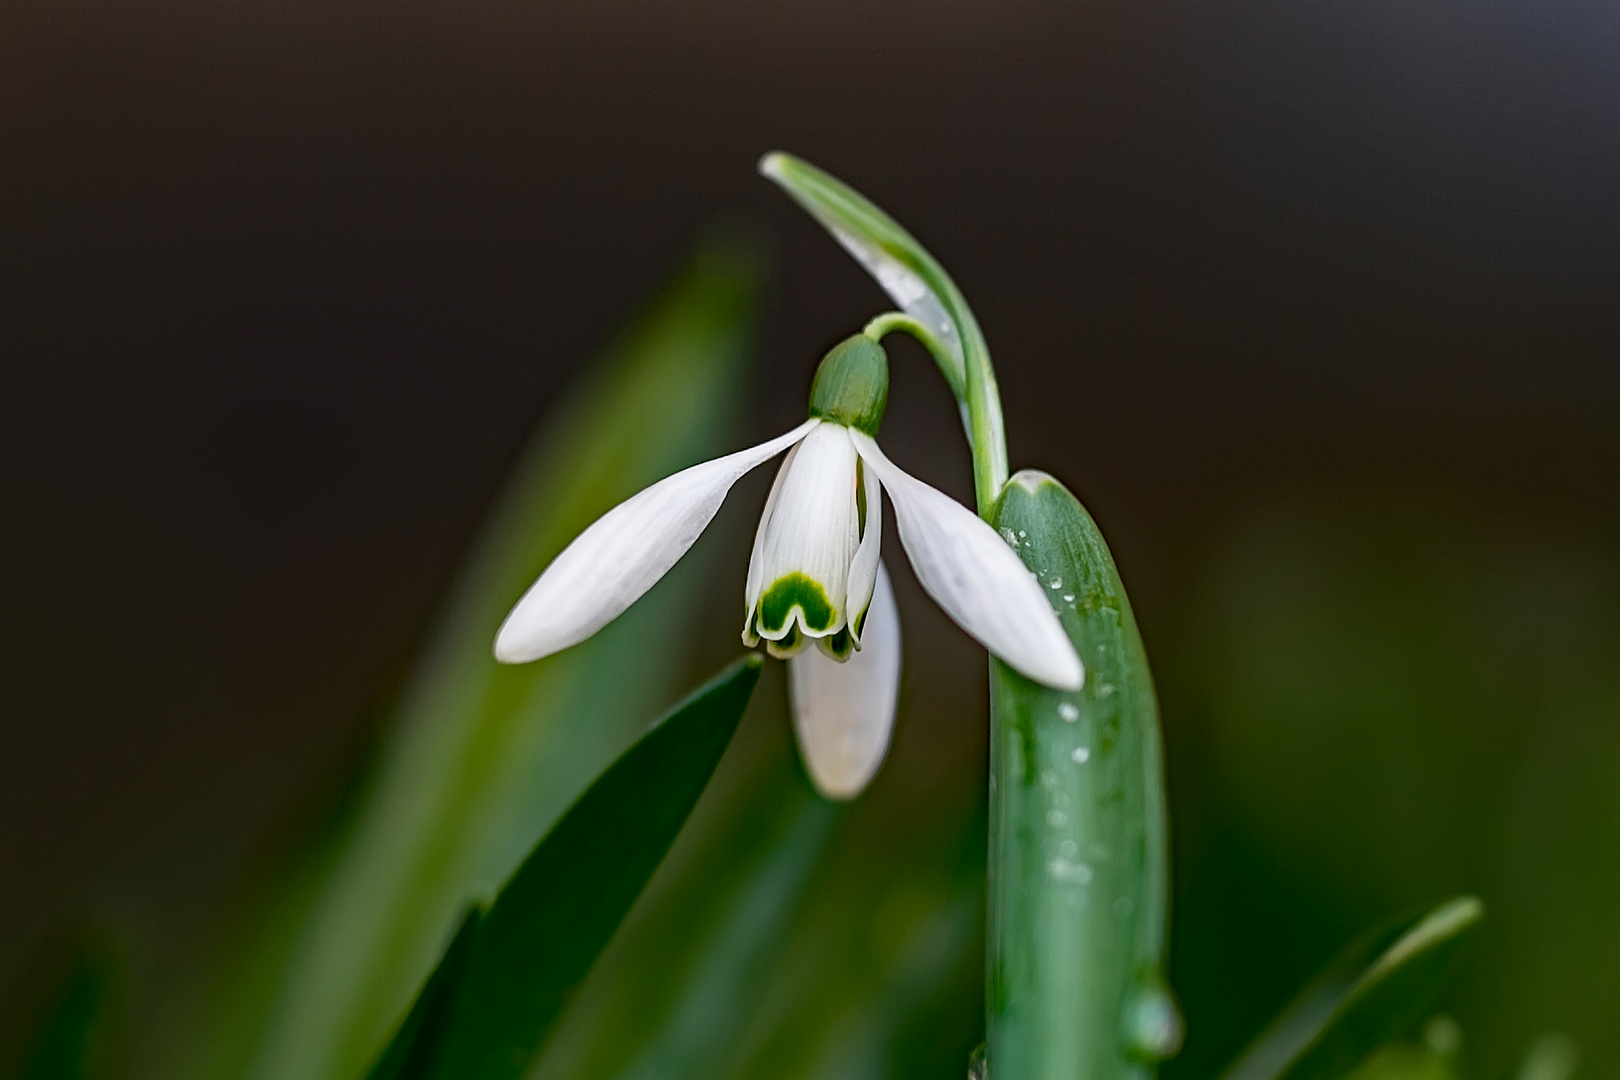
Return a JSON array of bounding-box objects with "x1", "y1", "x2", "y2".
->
[
  {"x1": 844, "y1": 452, "x2": 884, "y2": 645},
  {"x1": 752, "y1": 422, "x2": 860, "y2": 641}
]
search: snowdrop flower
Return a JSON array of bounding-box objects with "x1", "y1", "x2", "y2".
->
[{"x1": 494, "y1": 334, "x2": 1082, "y2": 798}]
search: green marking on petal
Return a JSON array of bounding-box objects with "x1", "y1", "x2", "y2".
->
[
  {"x1": 766, "y1": 624, "x2": 806, "y2": 659},
  {"x1": 819, "y1": 626, "x2": 854, "y2": 661},
  {"x1": 855, "y1": 458, "x2": 869, "y2": 532},
  {"x1": 759, "y1": 572, "x2": 838, "y2": 635}
]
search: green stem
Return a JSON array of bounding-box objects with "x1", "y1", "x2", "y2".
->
[
  {"x1": 863, "y1": 310, "x2": 1007, "y2": 518},
  {"x1": 863, "y1": 312, "x2": 965, "y2": 400}
]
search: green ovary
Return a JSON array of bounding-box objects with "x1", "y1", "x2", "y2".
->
[{"x1": 758, "y1": 572, "x2": 839, "y2": 636}]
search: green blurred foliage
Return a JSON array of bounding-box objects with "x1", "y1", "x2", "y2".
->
[
  {"x1": 422, "y1": 658, "x2": 761, "y2": 1080},
  {"x1": 534, "y1": 676, "x2": 986, "y2": 1080},
  {"x1": 1219, "y1": 898, "x2": 1481, "y2": 1080},
  {"x1": 125, "y1": 232, "x2": 768, "y2": 1080},
  {"x1": 1512, "y1": 1033, "x2": 1578, "y2": 1080},
  {"x1": 2, "y1": 944, "x2": 119, "y2": 1080},
  {"x1": 1340, "y1": 1043, "x2": 1456, "y2": 1080},
  {"x1": 369, "y1": 658, "x2": 761, "y2": 1080},
  {"x1": 108, "y1": 225, "x2": 988, "y2": 1080},
  {"x1": 363, "y1": 906, "x2": 479, "y2": 1080},
  {"x1": 1163, "y1": 493, "x2": 1620, "y2": 1080}
]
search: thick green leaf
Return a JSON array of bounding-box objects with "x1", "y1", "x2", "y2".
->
[
  {"x1": 6, "y1": 944, "x2": 119, "y2": 1080},
  {"x1": 987, "y1": 471, "x2": 1178, "y2": 1080},
  {"x1": 238, "y1": 234, "x2": 765, "y2": 1080},
  {"x1": 1219, "y1": 896, "x2": 1485, "y2": 1080},
  {"x1": 410, "y1": 656, "x2": 763, "y2": 1080}
]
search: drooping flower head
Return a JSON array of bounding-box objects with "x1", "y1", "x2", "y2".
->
[{"x1": 495, "y1": 332, "x2": 1081, "y2": 798}]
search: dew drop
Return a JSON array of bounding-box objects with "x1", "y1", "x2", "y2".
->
[
  {"x1": 1125, "y1": 986, "x2": 1184, "y2": 1061},
  {"x1": 1071, "y1": 746, "x2": 1091, "y2": 764},
  {"x1": 1058, "y1": 702, "x2": 1079, "y2": 723},
  {"x1": 1046, "y1": 809, "x2": 1068, "y2": 827},
  {"x1": 1046, "y1": 857, "x2": 1093, "y2": 885},
  {"x1": 1048, "y1": 576, "x2": 1063, "y2": 589},
  {"x1": 1062, "y1": 593, "x2": 1075, "y2": 603}
]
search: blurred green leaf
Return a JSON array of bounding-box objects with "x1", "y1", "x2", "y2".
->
[
  {"x1": 535, "y1": 753, "x2": 838, "y2": 1080},
  {"x1": 1336, "y1": 1016, "x2": 1464, "y2": 1080},
  {"x1": 1338, "y1": 1044, "x2": 1458, "y2": 1080},
  {"x1": 1514, "y1": 1034, "x2": 1578, "y2": 1080},
  {"x1": 226, "y1": 232, "x2": 767, "y2": 1080},
  {"x1": 1219, "y1": 896, "x2": 1484, "y2": 1080},
  {"x1": 363, "y1": 907, "x2": 481, "y2": 1080},
  {"x1": 987, "y1": 471, "x2": 1178, "y2": 1080},
  {"x1": 368, "y1": 656, "x2": 761, "y2": 1080},
  {"x1": 6, "y1": 943, "x2": 119, "y2": 1080},
  {"x1": 534, "y1": 693, "x2": 986, "y2": 1080},
  {"x1": 1171, "y1": 498, "x2": 1620, "y2": 1077},
  {"x1": 129, "y1": 732, "x2": 378, "y2": 1080}
]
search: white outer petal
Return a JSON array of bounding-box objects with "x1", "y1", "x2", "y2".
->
[
  {"x1": 849, "y1": 432, "x2": 1084, "y2": 691},
  {"x1": 844, "y1": 440, "x2": 884, "y2": 644},
  {"x1": 789, "y1": 562, "x2": 902, "y2": 800},
  {"x1": 494, "y1": 419, "x2": 819, "y2": 664}
]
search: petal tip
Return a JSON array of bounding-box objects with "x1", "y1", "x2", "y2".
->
[
  {"x1": 1037, "y1": 643, "x2": 1085, "y2": 692},
  {"x1": 805, "y1": 773, "x2": 871, "y2": 802},
  {"x1": 491, "y1": 627, "x2": 536, "y2": 665},
  {"x1": 1006, "y1": 642, "x2": 1084, "y2": 692}
]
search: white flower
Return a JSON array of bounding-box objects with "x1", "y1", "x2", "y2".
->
[{"x1": 494, "y1": 334, "x2": 1082, "y2": 798}]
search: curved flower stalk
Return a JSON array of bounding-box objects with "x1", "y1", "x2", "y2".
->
[{"x1": 495, "y1": 334, "x2": 1082, "y2": 799}]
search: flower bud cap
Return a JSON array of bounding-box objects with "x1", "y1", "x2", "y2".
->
[{"x1": 808, "y1": 334, "x2": 888, "y2": 436}]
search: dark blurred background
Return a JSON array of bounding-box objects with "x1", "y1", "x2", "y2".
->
[{"x1": 3, "y1": 0, "x2": 1617, "y2": 1076}]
